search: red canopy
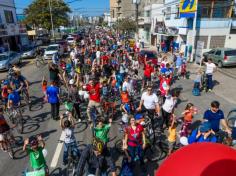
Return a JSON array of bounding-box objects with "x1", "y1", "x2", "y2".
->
[{"x1": 156, "y1": 143, "x2": 236, "y2": 176}]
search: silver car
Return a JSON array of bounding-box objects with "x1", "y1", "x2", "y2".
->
[
  {"x1": 0, "y1": 51, "x2": 22, "y2": 71},
  {"x1": 21, "y1": 45, "x2": 37, "y2": 59}
]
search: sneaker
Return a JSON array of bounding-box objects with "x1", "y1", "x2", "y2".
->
[{"x1": 208, "y1": 89, "x2": 212, "y2": 92}]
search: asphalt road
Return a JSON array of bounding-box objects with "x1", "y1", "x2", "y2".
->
[{"x1": 0, "y1": 60, "x2": 236, "y2": 176}]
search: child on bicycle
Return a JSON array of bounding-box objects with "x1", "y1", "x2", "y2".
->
[
  {"x1": 60, "y1": 112, "x2": 80, "y2": 165},
  {"x1": 93, "y1": 118, "x2": 112, "y2": 144},
  {"x1": 23, "y1": 135, "x2": 49, "y2": 175},
  {"x1": 168, "y1": 117, "x2": 177, "y2": 156},
  {"x1": 1, "y1": 80, "x2": 9, "y2": 109}
]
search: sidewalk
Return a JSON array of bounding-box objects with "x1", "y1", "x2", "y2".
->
[{"x1": 187, "y1": 63, "x2": 236, "y2": 105}]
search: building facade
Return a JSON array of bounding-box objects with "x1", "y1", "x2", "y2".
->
[
  {"x1": 0, "y1": 0, "x2": 23, "y2": 51},
  {"x1": 110, "y1": 0, "x2": 117, "y2": 24}
]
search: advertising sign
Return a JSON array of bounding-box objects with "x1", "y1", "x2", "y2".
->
[
  {"x1": 180, "y1": 0, "x2": 198, "y2": 18},
  {"x1": 195, "y1": 41, "x2": 204, "y2": 64}
]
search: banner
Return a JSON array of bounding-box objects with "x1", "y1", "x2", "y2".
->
[{"x1": 180, "y1": 0, "x2": 198, "y2": 18}]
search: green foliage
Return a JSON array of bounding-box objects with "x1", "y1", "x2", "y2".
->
[
  {"x1": 24, "y1": 0, "x2": 71, "y2": 30},
  {"x1": 115, "y1": 18, "x2": 137, "y2": 32}
]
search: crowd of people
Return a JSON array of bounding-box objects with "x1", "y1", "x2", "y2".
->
[{"x1": 0, "y1": 26, "x2": 235, "y2": 176}]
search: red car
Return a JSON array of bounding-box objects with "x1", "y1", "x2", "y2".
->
[{"x1": 138, "y1": 50, "x2": 159, "y2": 65}]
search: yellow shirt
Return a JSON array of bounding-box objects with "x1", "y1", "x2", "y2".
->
[{"x1": 168, "y1": 127, "x2": 177, "y2": 142}]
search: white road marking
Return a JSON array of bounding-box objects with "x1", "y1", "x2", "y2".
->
[{"x1": 50, "y1": 131, "x2": 65, "y2": 168}]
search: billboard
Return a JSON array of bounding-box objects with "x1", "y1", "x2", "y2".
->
[{"x1": 180, "y1": 0, "x2": 198, "y2": 18}]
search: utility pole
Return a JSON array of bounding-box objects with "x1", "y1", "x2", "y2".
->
[
  {"x1": 49, "y1": 0, "x2": 55, "y2": 40},
  {"x1": 190, "y1": 1, "x2": 198, "y2": 63},
  {"x1": 133, "y1": 0, "x2": 140, "y2": 40}
]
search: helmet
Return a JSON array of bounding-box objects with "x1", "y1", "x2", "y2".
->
[
  {"x1": 69, "y1": 79, "x2": 74, "y2": 85},
  {"x1": 92, "y1": 137, "x2": 104, "y2": 153}
]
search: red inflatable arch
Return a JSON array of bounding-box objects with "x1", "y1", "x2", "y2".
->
[{"x1": 156, "y1": 143, "x2": 236, "y2": 176}]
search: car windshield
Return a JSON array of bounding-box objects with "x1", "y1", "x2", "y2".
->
[
  {"x1": 0, "y1": 55, "x2": 8, "y2": 61},
  {"x1": 46, "y1": 46, "x2": 58, "y2": 51},
  {"x1": 67, "y1": 38, "x2": 74, "y2": 41},
  {"x1": 225, "y1": 50, "x2": 236, "y2": 56}
]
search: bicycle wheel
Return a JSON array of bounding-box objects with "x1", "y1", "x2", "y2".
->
[
  {"x1": 16, "y1": 112, "x2": 23, "y2": 134},
  {"x1": 7, "y1": 144, "x2": 14, "y2": 159},
  {"x1": 66, "y1": 160, "x2": 74, "y2": 176},
  {"x1": 145, "y1": 144, "x2": 162, "y2": 162}
]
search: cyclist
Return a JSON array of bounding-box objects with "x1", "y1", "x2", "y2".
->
[
  {"x1": 84, "y1": 78, "x2": 103, "y2": 123},
  {"x1": 203, "y1": 101, "x2": 231, "y2": 142},
  {"x1": 137, "y1": 85, "x2": 160, "y2": 118},
  {"x1": 93, "y1": 118, "x2": 112, "y2": 144},
  {"x1": 23, "y1": 135, "x2": 49, "y2": 175},
  {"x1": 123, "y1": 116, "x2": 146, "y2": 173},
  {"x1": 76, "y1": 137, "x2": 117, "y2": 176},
  {"x1": 60, "y1": 112, "x2": 80, "y2": 165},
  {"x1": 0, "y1": 107, "x2": 14, "y2": 152},
  {"x1": 7, "y1": 87, "x2": 20, "y2": 109}
]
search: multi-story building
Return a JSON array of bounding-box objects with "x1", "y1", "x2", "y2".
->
[
  {"x1": 110, "y1": 0, "x2": 117, "y2": 23},
  {"x1": 0, "y1": 0, "x2": 22, "y2": 51},
  {"x1": 147, "y1": 0, "x2": 236, "y2": 60}
]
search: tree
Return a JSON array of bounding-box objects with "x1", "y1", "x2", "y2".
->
[
  {"x1": 24, "y1": 0, "x2": 71, "y2": 30},
  {"x1": 115, "y1": 18, "x2": 137, "y2": 33}
]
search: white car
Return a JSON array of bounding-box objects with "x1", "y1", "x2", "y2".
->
[
  {"x1": 66, "y1": 37, "x2": 75, "y2": 45},
  {"x1": 44, "y1": 44, "x2": 63, "y2": 60}
]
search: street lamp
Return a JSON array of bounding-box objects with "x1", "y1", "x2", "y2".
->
[
  {"x1": 133, "y1": 0, "x2": 140, "y2": 39},
  {"x1": 48, "y1": 0, "x2": 55, "y2": 40}
]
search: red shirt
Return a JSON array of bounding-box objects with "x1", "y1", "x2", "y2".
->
[
  {"x1": 86, "y1": 83, "x2": 101, "y2": 102},
  {"x1": 101, "y1": 55, "x2": 109, "y2": 65},
  {"x1": 144, "y1": 64, "x2": 154, "y2": 78},
  {"x1": 125, "y1": 124, "x2": 144, "y2": 147},
  {"x1": 159, "y1": 76, "x2": 171, "y2": 96}
]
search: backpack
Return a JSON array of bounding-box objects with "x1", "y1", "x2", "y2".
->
[{"x1": 192, "y1": 87, "x2": 200, "y2": 96}]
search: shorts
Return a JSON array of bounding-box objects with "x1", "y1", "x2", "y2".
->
[
  {"x1": 144, "y1": 76, "x2": 151, "y2": 82},
  {"x1": 168, "y1": 141, "x2": 176, "y2": 150}
]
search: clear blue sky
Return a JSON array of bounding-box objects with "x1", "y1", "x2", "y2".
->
[{"x1": 14, "y1": 0, "x2": 110, "y2": 16}]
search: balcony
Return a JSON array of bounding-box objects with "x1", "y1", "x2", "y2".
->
[
  {"x1": 144, "y1": 17, "x2": 151, "y2": 24},
  {"x1": 196, "y1": 18, "x2": 231, "y2": 29}
]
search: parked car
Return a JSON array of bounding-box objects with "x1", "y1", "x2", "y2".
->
[
  {"x1": 44, "y1": 44, "x2": 63, "y2": 60},
  {"x1": 138, "y1": 50, "x2": 160, "y2": 65},
  {"x1": 0, "y1": 51, "x2": 21, "y2": 70},
  {"x1": 21, "y1": 45, "x2": 37, "y2": 59},
  {"x1": 203, "y1": 48, "x2": 236, "y2": 68}
]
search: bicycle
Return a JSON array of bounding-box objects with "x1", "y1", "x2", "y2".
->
[
  {"x1": 1, "y1": 129, "x2": 15, "y2": 159},
  {"x1": 6, "y1": 106, "x2": 23, "y2": 134},
  {"x1": 66, "y1": 144, "x2": 79, "y2": 176},
  {"x1": 21, "y1": 88, "x2": 32, "y2": 111},
  {"x1": 35, "y1": 55, "x2": 47, "y2": 68}
]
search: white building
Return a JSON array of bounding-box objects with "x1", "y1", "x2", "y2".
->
[
  {"x1": 0, "y1": 0, "x2": 23, "y2": 51},
  {"x1": 103, "y1": 13, "x2": 111, "y2": 27}
]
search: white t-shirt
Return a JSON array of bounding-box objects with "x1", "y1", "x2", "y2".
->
[
  {"x1": 141, "y1": 92, "x2": 159, "y2": 110},
  {"x1": 122, "y1": 81, "x2": 131, "y2": 92},
  {"x1": 64, "y1": 128, "x2": 76, "y2": 144},
  {"x1": 132, "y1": 60, "x2": 139, "y2": 70},
  {"x1": 96, "y1": 51, "x2": 101, "y2": 59},
  {"x1": 205, "y1": 63, "x2": 216, "y2": 74},
  {"x1": 162, "y1": 95, "x2": 177, "y2": 113}
]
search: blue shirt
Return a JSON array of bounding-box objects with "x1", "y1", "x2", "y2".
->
[
  {"x1": 176, "y1": 56, "x2": 183, "y2": 67},
  {"x1": 46, "y1": 86, "x2": 59, "y2": 104},
  {"x1": 188, "y1": 129, "x2": 217, "y2": 144},
  {"x1": 8, "y1": 91, "x2": 20, "y2": 106},
  {"x1": 204, "y1": 109, "x2": 224, "y2": 132}
]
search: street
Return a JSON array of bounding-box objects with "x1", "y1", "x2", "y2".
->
[{"x1": 0, "y1": 59, "x2": 236, "y2": 176}]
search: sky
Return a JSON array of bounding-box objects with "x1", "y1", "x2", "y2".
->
[{"x1": 14, "y1": 0, "x2": 110, "y2": 16}]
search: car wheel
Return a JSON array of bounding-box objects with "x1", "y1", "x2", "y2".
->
[{"x1": 218, "y1": 61, "x2": 223, "y2": 68}]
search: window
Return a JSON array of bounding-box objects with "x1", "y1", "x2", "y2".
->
[
  {"x1": 4, "y1": 10, "x2": 14, "y2": 23},
  {"x1": 174, "y1": 5, "x2": 180, "y2": 19},
  {"x1": 215, "y1": 50, "x2": 221, "y2": 56},
  {"x1": 165, "y1": 7, "x2": 171, "y2": 20},
  {"x1": 225, "y1": 50, "x2": 236, "y2": 56}
]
